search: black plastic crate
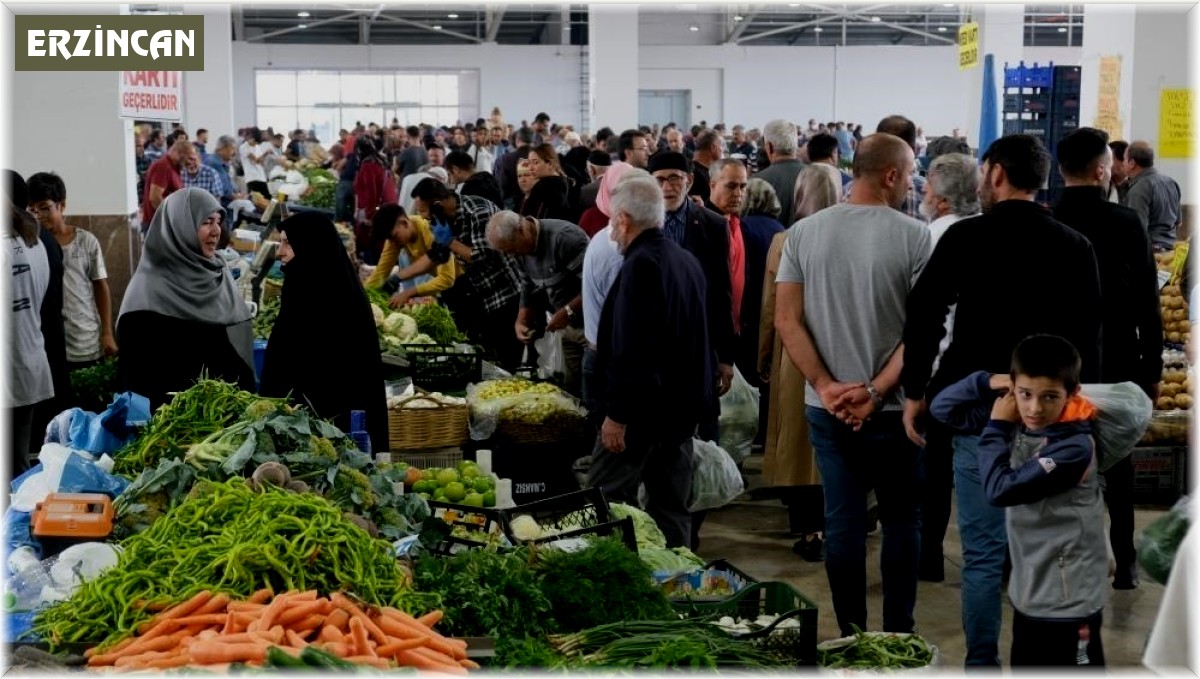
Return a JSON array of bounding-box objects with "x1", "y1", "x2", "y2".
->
[
  {"x1": 1132, "y1": 446, "x2": 1187, "y2": 506},
  {"x1": 673, "y1": 581, "x2": 819, "y2": 666},
  {"x1": 424, "y1": 500, "x2": 510, "y2": 555},
  {"x1": 397, "y1": 344, "x2": 482, "y2": 393},
  {"x1": 478, "y1": 435, "x2": 591, "y2": 504},
  {"x1": 500, "y1": 487, "x2": 638, "y2": 551}
]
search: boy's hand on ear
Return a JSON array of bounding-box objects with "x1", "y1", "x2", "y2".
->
[
  {"x1": 988, "y1": 374, "x2": 1012, "y2": 393},
  {"x1": 990, "y1": 391, "x2": 1020, "y2": 423}
]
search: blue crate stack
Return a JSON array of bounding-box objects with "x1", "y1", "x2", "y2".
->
[{"x1": 1002, "y1": 61, "x2": 1083, "y2": 205}]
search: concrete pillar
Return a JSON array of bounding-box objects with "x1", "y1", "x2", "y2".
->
[
  {"x1": 1127, "y1": 4, "x2": 1193, "y2": 201},
  {"x1": 964, "y1": 4, "x2": 1025, "y2": 150},
  {"x1": 182, "y1": 4, "x2": 235, "y2": 140},
  {"x1": 1078, "y1": 4, "x2": 1137, "y2": 142},
  {"x1": 8, "y1": 4, "x2": 142, "y2": 311},
  {"x1": 588, "y1": 5, "x2": 639, "y2": 133}
]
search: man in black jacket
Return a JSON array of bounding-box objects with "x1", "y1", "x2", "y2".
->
[
  {"x1": 649, "y1": 152, "x2": 735, "y2": 410},
  {"x1": 1054, "y1": 127, "x2": 1163, "y2": 590},
  {"x1": 495, "y1": 127, "x2": 534, "y2": 210},
  {"x1": 899, "y1": 134, "x2": 1103, "y2": 667},
  {"x1": 445, "y1": 151, "x2": 503, "y2": 209},
  {"x1": 587, "y1": 173, "x2": 713, "y2": 548}
]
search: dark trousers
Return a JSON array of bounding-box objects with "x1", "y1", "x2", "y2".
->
[
  {"x1": 581, "y1": 346, "x2": 601, "y2": 428},
  {"x1": 587, "y1": 433, "x2": 694, "y2": 549},
  {"x1": 784, "y1": 486, "x2": 826, "y2": 535},
  {"x1": 334, "y1": 179, "x2": 355, "y2": 223},
  {"x1": 1102, "y1": 456, "x2": 1136, "y2": 569},
  {"x1": 1011, "y1": 609, "x2": 1105, "y2": 667},
  {"x1": 807, "y1": 406, "x2": 923, "y2": 637},
  {"x1": 247, "y1": 180, "x2": 270, "y2": 199},
  {"x1": 477, "y1": 298, "x2": 524, "y2": 373},
  {"x1": 919, "y1": 420, "x2": 954, "y2": 572},
  {"x1": 9, "y1": 404, "x2": 37, "y2": 476}
]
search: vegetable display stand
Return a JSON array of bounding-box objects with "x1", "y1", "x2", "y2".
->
[
  {"x1": 501, "y1": 487, "x2": 639, "y2": 551},
  {"x1": 388, "y1": 388, "x2": 470, "y2": 451},
  {"x1": 816, "y1": 631, "x2": 939, "y2": 673},
  {"x1": 673, "y1": 581, "x2": 819, "y2": 665}
]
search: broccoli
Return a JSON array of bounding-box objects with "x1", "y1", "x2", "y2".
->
[
  {"x1": 375, "y1": 506, "x2": 404, "y2": 529},
  {"x1": 310, "y1": 436, "x2": 339, "y2": 463},
  {"x1": 245, "y1": 399, "x2": 284, "y2": 420},
  {"x1": 331, "y1": 464, "x2": 376, "y2": 510}
]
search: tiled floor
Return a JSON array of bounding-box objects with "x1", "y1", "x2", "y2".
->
[{"x1": 695, "y1": 455, "x2": 1169, "y2": 671}]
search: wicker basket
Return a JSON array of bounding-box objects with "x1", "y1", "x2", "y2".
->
[
  {"x1": 494, "y1": 416, "x2": 589, "y2": 445},
  {"x1": 388, "y1": 387, "x2": 470, "y2": 451}
]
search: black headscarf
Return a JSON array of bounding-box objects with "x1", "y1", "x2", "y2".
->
[{"x1": 259, "y1": 211, "x2": 387, "y2": 451}]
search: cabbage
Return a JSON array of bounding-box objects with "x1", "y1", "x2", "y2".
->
[
  {"x1": 640, "y1": 546, "x2": 705, "y2": 573},
  {"x1": 509, "y1": 515, "x2": 542, "y2": 541},
  {"x1": 372, "y1": 305, "x2": 385, "y2": 327},
  {"x1": 383, "y1": 312, "x2": 418, "y2": 340},
  {"x1": 610, "y1": 503, "x2": 667, "y2": 550}
]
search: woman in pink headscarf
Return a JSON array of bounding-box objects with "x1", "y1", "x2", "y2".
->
[
  {"x1": 579, "y1": 161, "x2": 644, "y2": 424},
  {"x1": 577, "y1": 161, "x2": 636, "y2": 239}
]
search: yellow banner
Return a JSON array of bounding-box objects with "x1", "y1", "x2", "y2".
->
[
  {"x1": 958, "y1": 22, "x2": 979, "y2": 71},
  {"x1": 1094, "y1": 55, "x2": 1123, "y2": 139},
  {"x1": 1159, "y1": 88, "x2": 1193, "y2": 159}
]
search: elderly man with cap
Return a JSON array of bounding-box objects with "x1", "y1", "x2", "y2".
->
[{"x1": 650, "y1": 151, "x2": 734, "y2": 441}]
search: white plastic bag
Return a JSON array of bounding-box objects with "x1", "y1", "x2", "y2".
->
[
  {"x1": 718, "y1": 367, "x2": 760, "y2": 463},
  {"x1": 689, "y1": 438, "x2": 745, "y2": 512},
  {"x1": 535, "y1": 329, "x2": 566, "y2": 381},
  {"x1": 1080, "y1": 382, "x2": 1153, "y2": 471}
]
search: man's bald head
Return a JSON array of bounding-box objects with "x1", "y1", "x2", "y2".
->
[{"x1": 852, "y1": 133, "x2": 913, "y2": 180}]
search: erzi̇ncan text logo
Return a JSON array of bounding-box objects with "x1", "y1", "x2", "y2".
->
[{"x1": 15, "y1": 15, "x2": 204, "y2": 71}]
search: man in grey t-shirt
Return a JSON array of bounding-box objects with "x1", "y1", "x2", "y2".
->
[{"x1": 774, "y1": 133, "x2": 931, "y2": 638}]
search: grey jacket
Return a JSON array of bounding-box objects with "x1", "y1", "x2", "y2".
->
[{"x1": 932, "y1": 371, "x2": 1108, "y2": 620}]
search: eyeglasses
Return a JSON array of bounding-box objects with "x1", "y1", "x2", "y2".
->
[{"x1": 655, "y1": 174, "x2": 687, "y2": 188}]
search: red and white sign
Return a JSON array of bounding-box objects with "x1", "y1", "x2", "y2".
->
[{"x1": 119, "y1": 70, "x2": 183, "y2": 121}]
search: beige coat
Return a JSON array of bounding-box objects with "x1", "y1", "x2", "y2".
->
[{"x1": 757, "y1": 231, "x2": 820, "y2": 488}]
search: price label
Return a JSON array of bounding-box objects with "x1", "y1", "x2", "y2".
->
[{"x1": 958, "y1": 22, "x2": 980, "y2": 71}]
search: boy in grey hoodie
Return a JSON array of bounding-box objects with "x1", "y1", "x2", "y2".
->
[{"x1": 931, "y1": 334, "x2": 1106, "y2": 667}]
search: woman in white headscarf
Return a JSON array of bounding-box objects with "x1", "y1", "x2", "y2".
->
[{"x1": 117, "y1": 188, "x2": 255, "y2": 409}]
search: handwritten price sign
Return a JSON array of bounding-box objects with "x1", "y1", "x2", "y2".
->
[
  {"x1": 958, "y1": 22, "x2": 979, "y2": 71},
  {"x1": 1159, "y1": 89, "x2": 1192, "y2": 159}
]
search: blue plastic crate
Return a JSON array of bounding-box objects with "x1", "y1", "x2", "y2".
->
[{"x1": 1004, "y1": 61, "x2": 1055, "y2": 89}]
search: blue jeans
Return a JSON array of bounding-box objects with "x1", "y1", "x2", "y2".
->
[
  {"x1": 806, "y1": 407, "x2": 922, "y2": 637},
  {"x1": 953, "y1": 433, "x2": 1008, "y2": 667}
]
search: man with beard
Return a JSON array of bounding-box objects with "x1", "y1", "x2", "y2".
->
[{"x1": 899, "y1": 134, "x2": 1103, "y2": 667}]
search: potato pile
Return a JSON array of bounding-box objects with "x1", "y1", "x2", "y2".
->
[
  {"x1": 1157, "y1": 351, "x2": 1192, "y2": 411},
  {"x1": 1160, "y1": 284, "x2": 1191, "y2": 346}
]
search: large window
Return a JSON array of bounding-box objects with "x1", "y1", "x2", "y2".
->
[{"x1": 255, "y1": 70, "x2": 477, "y2": 144}]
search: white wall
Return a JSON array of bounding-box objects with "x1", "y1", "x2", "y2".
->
[
  {"x1": 1128, "y1": 4, "x2": 1193, "y2": 202},
  {"x1": 231, "y1": 42, "x2": 585, "y2": 131},
  {"x1": 182, "y1": 3, "x2": 234, "y2": 137},
  {"x1": 1021, "y1": 46, "x2": 1083, "y2": 66},
  {"x1": 638, "y1": 68, "x2": 723, "y2": 126},
  {"x1": 833, "y1": 46, "x2": 966, "y2": 138}
]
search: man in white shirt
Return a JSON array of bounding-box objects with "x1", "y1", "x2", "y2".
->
[
  {"x1": 914, "y1": 152, "x2": 981, "y2": 584},
  {"x1": 239, "y1": 129, "x2": 270, "y2": 196}
]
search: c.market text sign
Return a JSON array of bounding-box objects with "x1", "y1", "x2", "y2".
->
[
  {"x1": 15, "y1": 15, "x2": 204, "y2": 71},
  {"x1": 119, "y1": 70, "x2": 183, "y2": 121}
]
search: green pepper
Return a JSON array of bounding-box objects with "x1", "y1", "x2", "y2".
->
[
  {"x1": 300, "y1": 646, "x2": 356, "y2": 669},
  {"x1": 265, "y1": 646, "x2": 308, "y2": 668}
]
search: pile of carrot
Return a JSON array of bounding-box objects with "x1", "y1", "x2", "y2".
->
[{"x1": 84, "y1": 589, "x2": 477, "y2": 673}]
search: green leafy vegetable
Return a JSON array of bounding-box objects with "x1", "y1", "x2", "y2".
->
[
  {"x1": 68, "y1": 359, "x2": 121, "y2": 413},
  {"x1": 817, "y1": 626, "x2": 935, "y2": 669}
]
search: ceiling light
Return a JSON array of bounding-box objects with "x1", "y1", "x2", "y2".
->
[
  {"x1": 813, "y1": 26, "x2": 823, "y2": 32},
  {"x1": 447, "y1": 13, "x2": 458, "y2": 18},
  {"x1": 1058, "y1": 26, "x2": 1067, "y2": 32},
  {"x1": 298, "y1": 23, "x2": 307, "y2": 28},
  {"x1": 788, "y1": 3, "x2": 799, "y2": 6},
  {"x1": 297, "y1": 11, "x2": 309, "y2": 17},
  {"x1": 942, "y1": 3, "x2": 953, "y2": 6},
  {"x1": 433, "y1": 24, "x2": 443, "y2": 30},
  {"x1": 937, "y1": 26, "x2": 947, "y2": 32},
  {"x1": 689, "y1": 24, "x2": 700, "y2": 31},
  {"x1": 733, "y1": 15, "x2": 743, "y2": 21},
  {"x1": 870, "y1": 16, "x2": 882, "y2": 22}
]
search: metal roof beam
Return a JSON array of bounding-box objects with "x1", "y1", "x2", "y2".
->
[
  {"x1": 736, "y1": 4, "x2": 888, "y2": 44},
  {"x1": 725, "y1": 6, "x2": 759, "y2": 43},
  {"x1": 805, "y1": 4, "x2": 956, "y2": 44},
  {"x1": 375, "y1": 13, "x2": 482, "y2": 43},
  {"x1": 485, "y1": 6, "x2": 506, "y2": 42},
  {"x1": 246, "y1": 11, "x2": 358, "y2": 42}
]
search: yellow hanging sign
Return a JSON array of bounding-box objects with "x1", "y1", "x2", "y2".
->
[
  {"x1": 958, "y1": 22, "x2": 980, "y2": 71},
  {"x1": 1159, "y1": 88, "x2": 1193, "y2": 159},
  {"x1": 1094, "y1": 56, "x2": 1123, "y2": 139}
]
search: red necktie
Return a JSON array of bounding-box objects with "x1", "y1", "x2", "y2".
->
[{"x1": 728, "y1": 215, "x2": 745, "y2": 335}]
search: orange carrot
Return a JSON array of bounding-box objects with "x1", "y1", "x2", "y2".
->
[
  {"x1": 147, "y1": 654, "x2": 193, "y2": 669},
  {"x1": 277, "y1": 601, "x2": 325, "y2": 626},
  {"x1": 416, "y1": 610, "x2": 444, "y2": 627},
  {"x1": 285, "y1": 629, "x2": 310, "y2": 649},
  {"x1": 86, "y1": 636, "x2": 137, "y2": 664},
  {"x1": 349, "y1": 617, "x2": 374, "y2": 657},
  {"x1": 410, "y1": 644, "x2": 462, "y2": 667},
  {"x1": 396, "y1": 648, "x2": 467, "y2": 674},
  {"x1": 258, "y1": 592, "x2": 290, "y2": 630},
  {"x1": 290, "y1": 614, "x2": 326, "y2": 634},
  {"x1": 376, "y1": 637, "x2": 428, "y2": 656},
  {"x1": 332, "y1": 594, "x2": 389, "y2": 645},
  {"x1": 318, "y1": 626, "x2": 344, "y2": 643},
  {"x1": 247, "y1": 588, "x2": 273, "y2": 604},
  {"x1": 459, "y1": 658, "x2": 481, "y2": 670},
  {"x1": 320, "y1": 641, "x2": 352, "y2": 658},
  {"x1": 291, "y1": 590, "x2": 318, "y2": 601},
  {"x1": 188, "y1": 641, "x2": 269, "y2": 665},
  {"x1": 376, "y1": 616, "x2": 461, "y2": 659},
  {"x1": 346, "y1": 655, "x2": 393, "y2": 669},
  {"x1": 227, "y1": 602, "x2": 267, "y2": 613},
  {"x1": 193, "y1": 593, "x2": 231, "y2": 616},
  {"x1": 326, "y1": 608, "x2": 351, "y2": 632},
  {"x1": 169, "y1": 613, "x2": 229, "y2": 628}
]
